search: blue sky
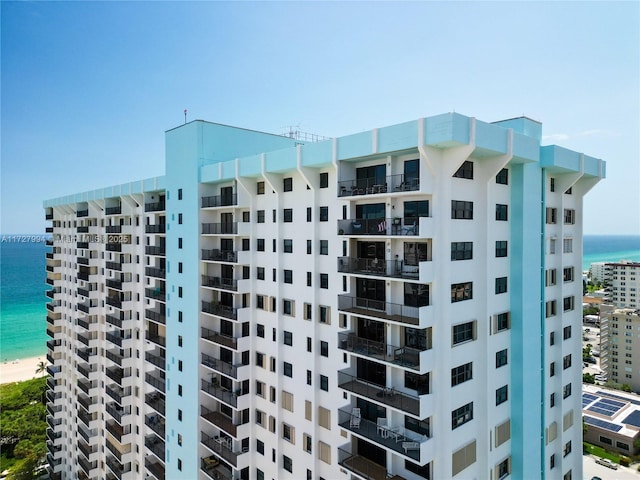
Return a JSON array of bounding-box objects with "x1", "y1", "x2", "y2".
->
[{"x1": 2, "y1": 1, "x2": 638, "y2": 235}]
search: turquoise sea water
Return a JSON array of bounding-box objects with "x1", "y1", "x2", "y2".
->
[{"x1": 0, "y1": 234, "x2": 638, "y2": 362}]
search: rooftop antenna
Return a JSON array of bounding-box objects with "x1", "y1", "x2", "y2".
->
[{"x1": 184, "y1": 109, "x2": 187, "y2": 124}]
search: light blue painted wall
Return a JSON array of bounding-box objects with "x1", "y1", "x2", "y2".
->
[
  {"x1": 510, "y1": 161, "x2": 544, "y2": 479},
  {"x1": 475, "y1": 120, "x2": 509, "y2": 154},
  {"x1": 423, "y1": 112, "x2": 470, "y2": 147},
  {"x1": 265, "y1": 146, "x2": 297, "y2": 173},
  {"x1": 493, "y1": 117, "x2": 542, "y2": 140},
  {"x1": 300, "y1": 139, "x2": 332, "y2": 167},
  {"x1": 377, "y1": 120, "x2": 418, "y2": 153},
  {"x1": 336, "y1": 130, "x2": 374, "y2": 160}
]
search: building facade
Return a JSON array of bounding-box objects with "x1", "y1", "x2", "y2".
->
[
  {"x1": 604, "y1": 261, "x2": 640, "y2": 308},
  {"x1": 44, "y1": 113, "x2": 604, "y2": 480},
  {"x1": 589, "y1": 262, "x2": 606, "y2": 284},
  {"x1": 600, "y1": 308, "x2": 640, "y2": 391}
]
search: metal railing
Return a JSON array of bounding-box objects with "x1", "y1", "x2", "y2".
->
[
  {"x1": 201, "y1": 327, "x2": 238, "y2": 350},
  {"x1": 201, "y1": 352, "x2": 238, "y2": 378},
  {"x1": 337, "y1": 294, "x2": 421, "y2": 325},
  {"x1": 202, "y1": 223, "x2": 238, "y2": 235},
  {"x1": 145, "y1": 224, "x2": 166, "y2": 234},
  {"x1": 202, "y1": 301, "x2": 238, "y2": 320},
  {"x1": 337, "y1": 370, "x2": 420, "y2": 415},
  {"x1": 337, "y1": 217, "x2": 423, "y2": 236},
  {"x1": 145, "y1": 202, "x2": 165, "y2": 212},
  {"x1": 145, "y1": 373, "x2": 166, "y2": 393},
  {"x1": 202, "y1": 249, "x2": 238, "y2": 263},
  {"x1": 338, "y1": 174, "x2": 419, "y2": 197},
  {"x1": 202, "y1": 194, "x2": 238, "y2": 208},
  {"x1": 201, "y1": 379, "x2": 238, "y2": 407},
  {"x1": 338, "y1": 332, "x2": 428, "y2": 369},
  {"x1": 201, "y1": 275, "x2": 238, "y2": 291}
]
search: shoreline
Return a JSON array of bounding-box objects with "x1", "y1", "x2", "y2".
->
[{"x1": 0, "y1": 355, "x2": 49, "y2": 385}]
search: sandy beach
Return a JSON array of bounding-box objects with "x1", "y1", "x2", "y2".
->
[{"x1": 0, "y1": 356, "x2": 49, "y2": 385}]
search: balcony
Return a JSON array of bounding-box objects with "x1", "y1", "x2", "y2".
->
[
  {"x1": 145, "y1": 201, "x2": 165, "y2": 212},
  {"x1": 337, "y1": 217, "x2": 425, "y2": 237},
  {"x1": 106, "y1": 312, "x2": 130, "y2": 328},
  {"x1": 145, "y1": 373, "x2": 166, "y2": 393},
  {"x1": 201, "y1": 275, "x2": 238, "y2": 291},
  {"x1": 106, "y1": 225, "x2": 122, "y2": 233},
  {"x1": 145, "y1": 413, "x2": 166, "y2": 438},
  {"x1": 46, "y1": 278, "x2": 55, "y2": 286},
  {"x1": 145, "y1": 392, "x2": 166, "y2": 416},
  {"x1": 77, "y1": 407, "x2": 97, "y2": 429},
  {"x1": 201, "y1": 431, "x2": 240, "y2": 467},
  {"x1": 145, "y1": 308, "x2": 166, "y2": 325},
  {"x1": 146, "y1": 267, "x2": 166, "y2": 279},
  {"x1": 338, "y1": 332, "x2": 430, "y2": 370},
  {"x1": 338, "y1": 295, "x2": 424, "y2": 326},
  {"x1": 202, "y1": 223, "x2": 238, "y2": 235},
  {"x1": 106, "y1": 402, "x2": 130, "y2": 424},
  {"x1": 106, "y1": 242, "x2": 122, "y2": 253},
  {"x1": 46, "y1": 428, "x2": 62, "y2": 442},
  {"x1": 337, "y1": 256, "x2": 427, "y2": 280},
  {"x1": 201, "y1": 327, "x2": 238, "y2": 350},
  {"x1": 201, "y1": 352, "x2": 239, "y2": 378},
  {"x1": 337, "y1": 408, "x2": 427, "y2": 461},
  {"x1": 106, "y1": 278, "x2": 125, "y2": 290},
  {"x1": 105, "y1": 453, "x2": 130, "y2": 480},
  {"x1": 145, "y1": 434, "x2": 165, "y2": 461},
  {"x1": 77, "y1": 439, "x2": 97, "y2": 460},
  {"x1": 106, "y1": 366, "x2": 126, "y2": 384},
  {"x1": 338, "y1": 445, "x2": 407, "y2": 480},
  {"x1": 202, "y1": 249, "x2": 238, "y2": 263},
  {"x1": 106, "y1": 349, "x2": 125, "y2": 366},
  {"x1": 145, "y1": 458, "x2": 165, "y2": 480},
  {"x1": 146, "y1": 245, "x2": 166, "y2": 256},
  {"x1": 106, "y1": 261, "x2": 122, "y2": 271},
  {"x1": 338, "y1": 174, "x2": 419, "y2": 197},
  {"x1": 77, "y1": 302, "x2": 92, "y2": 314},
  {"x1": 77, "y1": 209, "x2": 89, "y2": 218},
  {"x1": 77, "y1": 242, "x2": 90, "y2": 249},
  {"x1": 106, "y1": 296, "x2": 123, "y2": 309},
  {"x1": 201, "y1": 406, "x2": 237, "y2": 437},
  {"x1": 77, "y1": 363, "x2": 95, "y2": 379},
  {"x1": 105, "y1": 206, "x2": 122, "y2": 215},
  {"x1": 106, "y1": 437, "x2": 131, "y2": 461},
  {"x1": 46, "y1": 213, "x2": 54, "y2": 220},
  {"x1": 201, "y1": 379, "x2": 238, "y2": 407},
  {"x1": 202, "y1": 193, "x2": 238, "y2": 208},
  {"x1": 202, "y1": 301, "x2": 237, "y2": 320},
  {"x1": 147, "y1": 333, "x2": 167, "y2": 347},
  {"x1": 337, "y1": 370, "x2": 420, "y2": 416},
  {"x1": 106, "y1": 331, "x2": 132, "y2": 348},
  {"x1": 77, "y1": 347, "x2": 94, "y2": 362},
  {"x1": 106, "y1": 420, "x2": 129, "y2": 442},
  {"x1": 78, "y1": 454, "x2": 98, "y2": 476},
  {"x1": 201, "y1": 458, "x2": 232, "y2": 480},
  {"x1": 145, "y1": 350, "x2": 166, "y2": 370},
  {"x1": 145, "y1": 287, "x2": 166, "y2": 302},
  {"x1": 45, "y1": 227, "x2": 54, "y2": 233},
  {"x1": 145, "y1": 224, "x2": 166, "y2": 234},
  {"x1": 77, "y1": 378, "x2": 96, "y2": 395},
  {"x1": 106, "y1": 384, "x2": 131, "y2": 404}
]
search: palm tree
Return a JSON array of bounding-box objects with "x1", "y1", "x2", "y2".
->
[{"x1": 35, "y1": 361, "x2": 46, "y2": 378}]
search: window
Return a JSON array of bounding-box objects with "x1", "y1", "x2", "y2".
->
[
  {"x1": 283, "y1": 209, "x2": 293, "y2": 223},
  {"x1": 319, "y1": 306, "x2": 330, "y2": 323},
  {"x1": 319, "y1": 206, "x2": 328, "y2": 222},
  {"x1": 257, "y1": 267, "x2": 265, "y2": 280},
  {"x1": 307, "y1": 272, "x2": 311, "y2": 287},
  {"x1": 404, "y1": 242, "x2": 429, "y2": 265},
  {"x1": 306, "y1": 240, "x2": 312, "y2": 254},
  {"x1": 451, "y1": 242, "x2": 473, "y2": 261},
  {"x1": 178, "y1": 237, "x2": 182, "y2": 249},
  {"x1": 495, "y1": 385, "x2": 508, "y2": 405},
  {"x1": 257, "y1": 439, "x2": 264, "y2": 455},
  {"x1": 257, "y1": 238, "x2": 265, "y2": 251},
  {"x1": 550, "y1": 453, "x2": 555, "y2": 469},
  {"x1": 320, "y1": 375, "x2": 329, "y2": 391},
  {"x1": 451, "y1": 282, "x2": 473, "y2": 302},
  {"x1": 451, "y1": 362, "x2": 473, "y2": 386},
  {"x1": 495, "y1": 277, "x2": 508, "y2": 294},
  {"x1": 453, "y1": 160, "x2": 473, "y2": 179},
  {"x1": 320, "y1": 341, "x2": 328, "y2": 357},
  {"x1": 284, "y1": 270, "x2": 293, "y2": 284},
  {"x1": 546, "y1": 207, "x2": 557, "y2": 224},
  {"x1": 563, "y1": 326, "x2": 571, "y2": 340},
  {"x1": 563, "y1": 440, "x2": 571, "y2": 457},
  {"x1": 257, "y1": 181, "x2": 265, "y2": 194},
  {"x1": 495, "y1": 241, "x2": 507, "y2": 257},
  {"x1": 284, "y1": 331, "x2": 293, "y2": 346},
  {"x1": 452, "y1": 441, "x2": 476, "y2": 476},
  {"x1": 284, "y1": 362, "x2": 292, "y2": 377},
  {"x1": 304, "y1": 303, "x2": 312, "y2": 320},
  {"x1": 320, "y1": 274, "x2": 328, "y2": 289},
  {"x1": 564, "y1": 209, "x2": 575, "y2": 225},
  {"x1": 546, "y1": 300, "x2": 557, "y2": 318},
  {"x1": 178, "y1": 213, "x2": 183, "y2": 224},
  {"x1": 496, "y1": 349, "x2": 508, "y2": 368},
  {"x1": 563, "y1": 267, "x2": 574, "y2": 282},
  {"x1": 563, "y1": 354, "x2": 571, "y2": 370},
  {"x1": 550, "y1": 362, "x2": 556, "y2": 377},
  {"x1": 404, "y1": 200, "x2": 429, "y2": 224},
  {"x1": 318, "y1": 441, "x2": 331, "y2": 464},
  {"x1": 282, "y1": 423, "x2": 294, "y2": 443},
  {"x1": 452, "y1": 321, "x2": 476, "y2": 345},
  {"x1": 178, "y1": 409, "x2": 182, "y2": 421},
  {"x1": 563, "y1": 383, "x2": 572, "y2": 399},
  {"x1": 563, "y1": 238, "x2": 573, "y2": 253},
  {"x1": 256, "y1": 352, "x2": 265, "y2": 367},
  {"x1": 495, "y1": 204, "x2": 508, "y2": 221},
  {"x1": 306, "y1": 207, "x2": 312, "y2": 222},
  {"x1": 283, "y1": 299, "x2": 293, "y2": 316},
  {"x1": 545, "y1": 268, "x2": 557, "y2": 286},
  {"x1": 307, "y1": 370, "x2": 312, "y2": 385},
  {"x1": 549, "y1": 238, "x2": 556, "y2": 254},
  {"x1": 178, "y1": 188, "x2": 183, "y2": 200},
  {"x1": 257, "y1": 210, "x2": 265, "y2": 223},
  {"x1": 550, "y1": 392, "x2": 556, "y2": 407},
  {"x1": 320, "y1": 172, "x2": 328, "y2": 188},
  {"x1": 283, "y1": 455, "x2": 292, "y2": 473},
  {"x1": 496, "y1": 168, "x2": 508, "y2": 185},
  {"x1": 178, "y1": 335, "x2": 183, "y2": 347},
  {"x1": 563, "y1": 296, "x2": 574, "y2": 312},
  {"x1": 616, "y1": 441, "x2": 630, "y2": 451},
  {"x1": 319, "y1": 240, "x2": 328, "y2": 255},
  {"x1": 550, "y1": 331, "x2": 555, "y2": 346},
  {"x1": 451, "y1": 200, "x2": 473, "y2": 219},
  {"x1": 494, "y1": 312, "x2": 510, "y2": 332},
  {"x1": 452, "y1": 402, "x2": 473, "y2": 429},
  {"x1": 283, "y1": 178, "x2": 292, "y2": 192}
]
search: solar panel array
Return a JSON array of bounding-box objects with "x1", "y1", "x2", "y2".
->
[
  {"x1": 622, "y1": 410, "x2": 640, "y2": 428},
  {"x1": 582, "y1": 392, "x2": 599, "y2": 408},
  {"x1": 597, "y1": 390, "x2": 640, "y2": 406},
  {"x1": 584, "y1": 415, "x2": 623, "y2": 432},
  {"x1": 587, "y1": 398, "x2": 627, "y2": 417}
]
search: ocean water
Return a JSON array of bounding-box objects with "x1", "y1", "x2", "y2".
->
[{"x1": 0, "y1": 234, "x2": 638, "y2": 362}]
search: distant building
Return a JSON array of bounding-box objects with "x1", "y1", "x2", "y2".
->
[
  {"x1": 589, "y1": 262, "x2": 607, "y2": 284},
  {"x1": 600, "y1": 308, "x2": 640, "y2": 390},
  {"x1": 604, "y1": 261, "x2": 640, "y2": 308},
  {"x1": 582, "y1": 384, "x2": 640, "y2": 456}
]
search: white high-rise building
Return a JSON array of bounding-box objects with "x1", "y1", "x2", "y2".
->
[
  {"x1": 604, "y1": 261, "x2": 640, "y2": 308},
  {"x1": 44, "y1": 113, "x2": 604, "y2": 480}
]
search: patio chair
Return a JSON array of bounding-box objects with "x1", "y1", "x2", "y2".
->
[
  {"x1": 350, "y1": 408, "x2": 361, "y2": 428},
  {"x1": 402, "y1": 441, "x2": 420, "y2": 453},
  {"x1": 376, "y1": 417, "x2": 388, "y2": 437}
]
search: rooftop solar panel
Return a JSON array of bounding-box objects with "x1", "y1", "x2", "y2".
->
[
  {"x1": 597, "y1": 390, "x2": 640, "y2": 406},
  {"x1": 582, "y1": 393, "x2": 599, "y2": 408},
  {"x1": 622, "y1": 410, "x2": 640, "y2": 428},
  {"x1": 587, "y1": 399, "x2": 626, "y2": 417},
  {"x1": 584, "y1": 415, "x2": 623, "y2": 432}
]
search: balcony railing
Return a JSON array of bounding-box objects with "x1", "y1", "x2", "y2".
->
[
  {"x1": 106, "y1": 349, "x2": 124, "y2": 366},
  {"x1": 202, "y1": 223, "x2": 238, "y2": 235},
  {"x1": 145, "y1": 373, "x2": 166, "y2": 393},
  {"x1": 201, "y1": 431, "x2": 239, "y2": 467},
  {"x1": 105, "y1": 225, "x2": 122, "y2": 233},
  {"x1": 145, "y1": 287, "x2": 166, "y2": 301},
  {"x1": 145, "y1": 308, "x2": 166, "y2": 325},
  {"x1": 105, "y1": 206, "x2": 122, "y2": 215},
  {"x1": 106, "y1": 437, "x2": 131, "y2": 461},
  {"x1": 338, "y1": 332, "x2": 429, "y2": 370},
  {"x1": 338, "y1": 256, "x2": 419, "y2": 278},
  {"x1": 338, "y1": 446, "x2": 399, "y2": 480},
  {"x1": 46, "y1": 213, "x2": 54, "y2": 220},
  {"x1": 145, "y1": 414, "x2": 166, "y2": 438},
  {"x1": 201, "y1": 327, "x2": 238, "y2": 350},
  {"x1": 77, "y1": 363, "x2": 94, "y2": 379},
  {"x1": 145, "y1": 434, "x2": 165, "y2": 461},
  {"x1": 106, "y1": 403, "x2": 130, "y2": 424},
  {"x1": 337, "y1": 370, "x2": 420, "y2": 415},
  {"x1": 77, "y1": 347, "x2": 94, "y2": 362},
  {"x1": 77, "y1": 302, "x2": 92, "y2": 314},
  {"x1": 202, "y1": 301, "x2": 237, "y2": 320},
  {"x1": 338, "y1": 295, "x2": 422, "y2": 326},
  {"x1": 201, "y1": 379, "x2": 238, "y2": 407},
  {"x1": 146, "y1": 267, "x2": 166, "y2": 279},
  {"x1": 201, "y1": 459, "x2": 233, "y2": 480},
  {"x1": 202, "y1": 249, "x2": 238, "y2": 263},
  {"x1": 106, "y1": 243, "x2": 122, "y2": 252},
  {"x1": 77, "y1": 439, "x2": 96, "y2": 459},
  {"x1": 106, "y1": 384, "x2": 130, "y2": 404},
  {"x1": 201, "y1": 352, "x2": 238, "y2": 378},
  {"x1": 145, "y1": 224, "x2": 166, "y2": 234},
  {"x1": 106, "y1": 453, "x2": 130, "y2": 480},
  {"x1": 202, "y1": 194, "x2": 238, "y2": 208},
  {"x1": 77, "y1": 378, "x2": 95, "y2": 395},
  {"x1": 337, "y1": 217, "x2": 423, "y2": 236},
  {"x1": 106, "y1": 278, "x2": 124, "y2": 290},
  {"x1": 106, "y1": 312, "x2": 129, "y2": 328},
  {"x1": 106, "y1": 366, "x2": 126, "y2": 384},
  {"x1": 201, "y1": 406, "x2": 238, "y2": 437},
  {"x1": 145, "y1": 351, "x2": 166, "y2": 370},
  {"x1": 76, "y1": 209, "x2": 89, "y2": 218},
  {"x1": 145, "y1": 201, "x2": 165, "y2": 212},
  {"x1": 201, "y1": 275, "x2": 238, "y2": 291},
  {"x1": 145, "y1": 458, "x2": 165, "y2": 480},
  {"x1": 106, "y1": 420, "x2": 128, "y2": 441},
  {"x1": 106, "y1": 261, "x2": 122, "y2": 271},
  {"x1": 145, "y1": 392, "x2": 166, "y2": 416},
  {"x1": 145, "y1": 245, "x2": 166, "y2": 256},
  {"x1": 338, "y1": 174, "x2": 419, "y2": 197},
  {"x1": 106, "y1": 331, "x2": 131, "y2": 347}
]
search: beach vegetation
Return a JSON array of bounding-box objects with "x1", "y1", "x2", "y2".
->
[{"x1": 0, "y1": 377, "x2": 47, "y2": 475}]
